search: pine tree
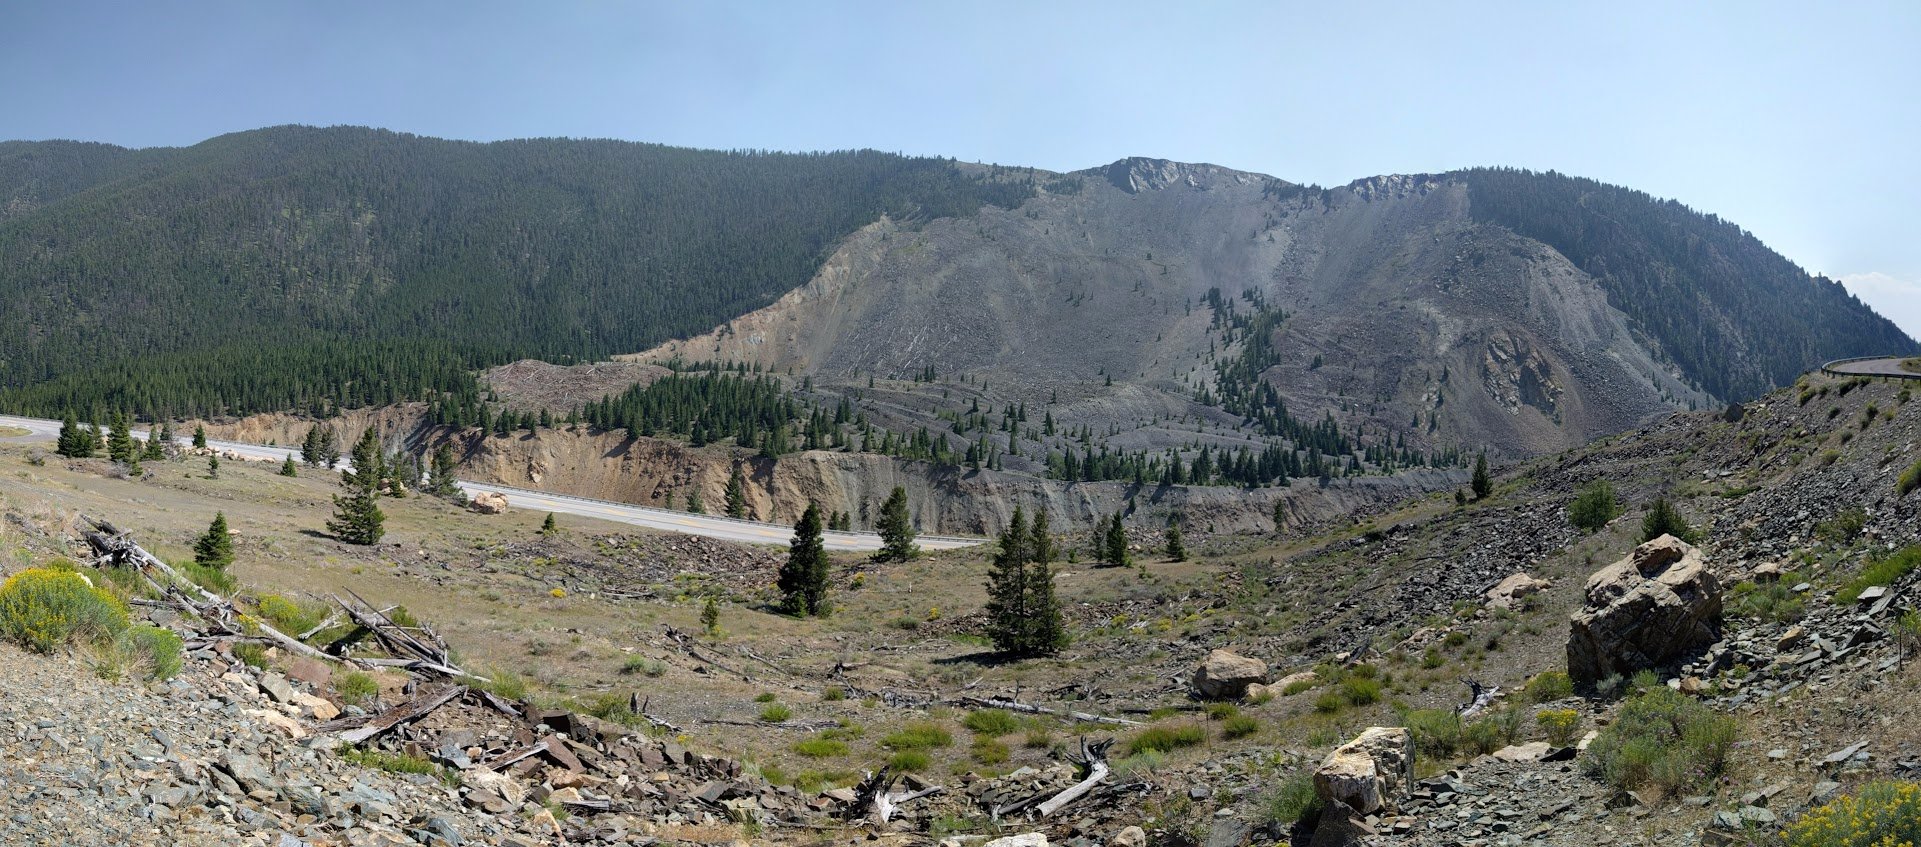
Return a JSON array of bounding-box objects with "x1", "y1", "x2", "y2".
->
[
  {"x1": 1023, "y1": 511, "x2": 1066, "y2": 654},
  {"x1": 1104, "y1": 511, "x2": 1129, "y2": 567},
  {"x1": 779, "y1": 502, "x2": 830, "y2": 616},
  {"x1": 1272, "y1": 498, "x2": 1286, "y2": 533},
  {"x1": 107, "y1": 414, "x2": 135, "y2": 464},
  {"x1": 327, "y1": 428, "x2": 386, "y2": 544},
  {"x1": 1640, "y1": 497, "x2": 1697, "y2": 543},
  {"x1": 983, "y1": 507, "x2": 1032, "y2": 653},
  {"x1": 686, "y1": 489, "x2": 705, "y2": 514},
  {"x1": 301, "y1": 425, "x2": 324, "y2": 466},
  {"x1": 725, "y1": 465, "x2": 748, "y2": 519},
  {"x1": 142, "y1": 425, "x2": 165, "y2": 461},
  {"x1": 193, "y1": 512, "x2": 234, "y2": 570},
  {"x1": 701, "y1": 595, "x2": 722, "y2": 637},
  {"x1": 279, "y1": 456, "x2": 297, "y2": 477},
  {"x1": 56, "y1": 413, "x2": 93, "y2": 458},
  {"x1": 875, "y1": 486, "x2": 918, "y2": 562},
  {"x1": 192, "y1": 425, "x2": 207, "y2": 449},
  {"x1": 319, "y1": 426, "x2": 341, "y2": 469},
  {"x1": 1471, "y1": 450, "x2": 1491, "y2": 500},
  {"x1": 541, "y1": 512, "x2": 558, "y2": 536},
  {"x1": 429, "y1": 441, "x2": 459, "y2": 496},
  {"x1": 1165, "y1": 518, "x2": 1186, "y2": 562},
  {"x1": 206, "y1": 454, "x2": 218, "y2": 479}
]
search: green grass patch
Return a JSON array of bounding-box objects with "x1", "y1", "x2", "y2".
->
[
  {"x1": 1729, "y1": 578, "x2": 1806, "y2": 621},
  {"x1": 252, "y1": 593, "x2": 326, "y2": 636},
  {"x1": 758, "y1": 703, "x2": 792, "y2": 723},
  {"x1": 1401, "y1": 708, "x2": 1464, "y2": 757},
  {"x1": 336, "y1": 744, "x2": 460, "y2": 788},
  {"x1": 336, "y1": 671, "x2": 379, "y2": 707},
  {"x1": 1127, "y1": 723, "x2": 1206, "y2": 755},
  {"x1": 886, "y1": 750, "x2": 930, "y2": 772},
  {"x1": 1262, "y1": 771, "x2": 1323, "y2": 826},
  {"x1": 1221, "y1": 714, "x2": 1260, "y2": 739},
  {"x1": 792, "y1": 737, "x2": 848, "y2": 758},
  {"x1": 1836, "y1": 546, "x2": 1921, "y2": 604},
  {"x1": 961, "y1": 708, "x2": 1021, "y2": 737},
  {"x1": 1523, "y1": 671, "x2": 1574, "y2": 703},
  {"x1": 881, "y1": 722, "x2": 953, "y2": 750},
  {"x1": 1901, "y1": 457, "x2": 1921, "y2": 498}
]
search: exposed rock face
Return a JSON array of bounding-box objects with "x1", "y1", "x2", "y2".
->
[
  {"x1": 1485, "y1": 572, "x2": 1551, "y2": 610},
  {"x1": 1567, "y1": 535, "x2": 1722, "y2": 685},
  {"x1": 468, "y1": 491, "x2": 509, "y2": 515},
  {"x1": 1191, "y1": 649, "x2": 1268, "y2": 700},
  {"x1": 1314, "y1": 727, "x2": 1415, "y2": 816}
]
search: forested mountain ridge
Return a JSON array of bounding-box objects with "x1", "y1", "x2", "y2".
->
[{"x1": 0, "y1": 126, "x2": 1032, "y2": 417}]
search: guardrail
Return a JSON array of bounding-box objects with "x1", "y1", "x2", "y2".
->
[{"x1": 1820, "y1": 356, "x2": 1921, "y2": 380}]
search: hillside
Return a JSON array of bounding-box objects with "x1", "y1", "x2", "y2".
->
[{"x1": 0, "y1": 127, "x2": 1032, "y2": 417}]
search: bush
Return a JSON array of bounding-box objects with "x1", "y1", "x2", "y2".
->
[
  {"x1": 1263, "y1": 771, "x2": 1323, "y2": 826},
  {"x1": 1281, "y1": 677, "x2": 1316, "y2": 696},
  {"x1": 336, "y1": 671, "x2": 380, "y2": 706},
  {"x1": 821, "y1": 686, "x2": 845, "y2": 701},
  {"x1": 881, "y1": 722, "x2": 953, "y2": 750},
  {"x1": 1341, "y1": 677, "x2": 1382, "y2": 706},
  {"x1": 1022, "y1": 728, "x2": 1052, "y2": 749},
  {"x1": 1221, "y1": 714, "x2": 1260, "y2": 739},
  {"x1": 254, "y1": 594, "x2": 325, "y2": 636},
  {"x1": 179, "y1": 561, "x2": 236, "y2": 596},
  {"x1": 962, "y1": 708, "x2": 1021, "y2": 737},
  {"x1": 232, "y1": 642, "x2": 268, "y2": 669},
  {"x1": 124, "y1": 624, "x2": 183, "y2": 680},
  {"x1": 1205, "y1": 703, "x2": 1241, "y2": 721},
  {"x1": 1586, "y1": 686, "x2": 1738, "y2": 794},
  {"x1": 1537, "y1": 709, "x2": 1582, "y2": 746},
  {"x1": 1836, "y1": 546, "x2": 1921, "y2": 604},
  {"x1": 793, "y1": 737, "x2": 848, "y2": 758},
  {"x1": 1728, "y1": 578, "x2": 1806, "y2": 622},
  {"x1": 758, "y1": 703, "x2": 792, "y2": 723},
  {"x1": 886, "y1": 750, "x2": 930, "y2": 772},
  {"x1": 1403, "y1": 709, "x2": 1464, "y2": 757},
  {"x1": 0, "y1": 568, "x2": 131, "y2": 652},
  {"x1": 1313, "y1": 690, "x2": 1346, "y2": 713},
  {"x1": 1815, "y1": 507, "x2": 1869, "y2": 543},
  {"x1": 971, "y1": 739, "x2": 1010, "y2": 764},
  {"x1": 1524, "y1": 671, "x2": 1574, "y2": 703},
  {"x1": 754, "y1": 692, "x2": 777, "y2": 702},
  {"x1": 1568, "y1": 481, "x2": 1621, "y2": 532},
  {"x1": 1640, "y1": 497, "x2": 1698, "y2": 544},
  {"x1": 1462, "y1": 707, "x2": 1525, "y2": 755},
  {"x1": 620, "y1": 655, "x2": 666, "y2": 677},
  {"x1": 1785, "y1": 780, "x2": 1921, "y2": 847},
  {"x1": 1899, "y1": 457, "x2": 1921, "y2": 498},
  {"x1": 1127, "y1": 723, "x2": 1207, "y2": 755}
]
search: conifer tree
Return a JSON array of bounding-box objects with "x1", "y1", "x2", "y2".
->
[
  {"x1": 725, "y1": 465, "x2": 748, "y2": 519},
  {"x1": 1103, "y1": 511, "x2": 1129, "y2": 567},
  {"x1": 1272, "y1": 498, "x2": 1286, "y2": 533},
  {"x1": 1471, "y1": 450, "x2": 1491, "y2": 500},
  {"x1": 280, "y1": 456, "x2": 297, "y2": 477},
  {"x1": 875, "y1": 486, "x2": 918, "y2": 562},
  {"x1": 143, "y1": 425, "x2": 165, "y2": 461},
  {"x1": 327, "y1": 428, "x2": 386, "y2": 544},
  {"x1": 301, "y1": 425, "x2": 324, "y2": 466},
  {"x1": 429, "y1": 441, "x2": 459, "y2": 496},
  {"x1": 541, "y1": 512, "x2": 559, "y2": 536},
  {"x1": 1022, "y1": 511, "x2": 1066, "y2": 654},
  {"x1": 107, "y1": 413, "x2": 135, "y2": 465},
  {"x1": 1640, "y1": 497, "x2": 1697, "y2": 543},
  {"x1": 192, "y1": 425, "x2": 207, "y2": 449},
  {"x1": 686, "y1": 489, "x2": 705, "y2": 514},
  {"x1": 983, "y1": 507, "x2": 1031, "y2": 653},
  {"x1": 194, "y1": 512, "x2": 234, "y2": 570},
  {"x1": 1165, "y1": 517, "x2": 1186, "y2": 562},
  {"x1": 158, "y1": 421, "x2": 175, "y2": 448},
  {"x1": 56, "y1": 413, "x2": 93, "y2": 458},
  {"x1": 778, "y1": 502, "x2": 830, "y2": 616}
]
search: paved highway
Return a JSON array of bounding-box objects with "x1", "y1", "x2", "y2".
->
[
  {"x1": 1822, "y1": 356, "x2": 1921, "y2": 380},
  {"x1": 0, "y1": 414, "x2": 982, "y2": 552}
]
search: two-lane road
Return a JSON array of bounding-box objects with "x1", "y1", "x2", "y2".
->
[
  {"x1": 1823, "y1": 356, "x2": 1921, "y2": 380},
  {"x1": 0, "y1": 415, "x2": 982, "y2": 552}
]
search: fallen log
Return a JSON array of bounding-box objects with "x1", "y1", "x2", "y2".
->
[
  {"x1": 1037, "y1": 738, "x2": 1113, "y2": 817},
  {"x1": 1457, "y1": 679, "x2": 1501, "y2": 718},
  {"x1": 336, "y1": 684, "x2": 465, "y2": 745},
  {"x1": 952, "y1": 696, "x2": 1141, "y2": 727}
]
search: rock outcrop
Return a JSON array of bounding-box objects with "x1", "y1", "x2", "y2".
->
[
  {"x1": 1192, "y1": 649, "x2": 1268, "y2": 700},
  {"x1": 1485, "y1": 572, "x2": 1551, "y2": 610},
  {"x1": 1314, "y1": 726, "x2": 1415, "y2": 815},
  {"x1": 1567, "y1": 535, "x2": 1722, "y2": 685}
]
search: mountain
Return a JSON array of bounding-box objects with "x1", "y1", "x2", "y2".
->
[
  {"x1": 0, "y1": 126, "x2": 1032, "y2": 417},
  {"x1": 0, "y1": 128, "x2": 1909, "y2": 462},
  {"x1": 634, "y1": 158, "x2": 1914, "y2": 458}
]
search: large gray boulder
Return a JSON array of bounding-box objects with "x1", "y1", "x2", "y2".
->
[
  {"x1": 1313, "y1": 726, "x2": 1414, "y2": 815},
  {"x1": 1567, "y1": 535, "x2": 1722, "y2": 686},
  {"x1": 1191, "y1": 649, "x2": 1268, "y2": 700}
]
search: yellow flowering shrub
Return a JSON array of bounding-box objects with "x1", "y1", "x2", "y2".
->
[
  {"x1": 1786, "y1": 781, "x2": 1921, "y2": 847},
  {"x1": 0, "y1": 567, "x2": 131, "y2": 653}
]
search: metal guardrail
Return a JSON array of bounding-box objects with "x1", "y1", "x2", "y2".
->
[{"x1": 1820, "y1": 356, "x2": 1921, "y2": 380}]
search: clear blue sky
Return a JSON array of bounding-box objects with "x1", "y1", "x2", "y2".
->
[{"x1": 3, "y1": 1, "x2": 1916, "y2": 337}]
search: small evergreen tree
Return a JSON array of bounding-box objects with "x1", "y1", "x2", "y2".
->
[
  {"x1": 1165, "y1": 518, "x2": 1186, "y2": 562},
  {"x1": 875, "y1": 486, "x2": 918, "y2": 562},
  {"x1": 1272, "y1": 498, "x2": 1286, "y2": 533},
  {"x1": 56, "y1": 413, "x2": 93, "y2": 458},
  {"x1": 1568, "y1": 480, "x2": 1621, "y2": 532},
  {"x1": 778, "y1": 502, "x2": 830, "y2": 616},
  {"x1": 194, "y1": 512, "x2": 234, "y2": 570},
  {"x1": 142, "y1": 425, "x2": 165, "y2": 461},
  {"x1": 1640, "y1": 497, "x2": 1697, "y2": 543},
  {"x1": 1103, "y1": 511, "x2": 1129, "y2": 567},
  {"x1": 1023, "y1": 511, "x2": 1066, "y2": 654},
  {"x1": 429, "y1": 441, "x2": 459, "y2": 496},
  {"x1": 279, "y1": 456, "x2": 297, "y2": 477},
  {"x1": 725, "y1": 465, "x2": 748, "y2": 519},
  {"x1": 701, "y1": 595, "x2": 721, "y2": 637},
  {"x1": 327, "y1": 429, "x2": 386, "y2": 545},
  {"x1": 541, "y1": 512, "x2": 558, "y2": 536},
  {"x1": 687, "y1": 489, "x2": 706, "y2": 514},
  {"x1": 206, "y1": 453, "x2": 219, "y2": 479},
  {"x1": 301, "y1": 425, "x2": 324, "y2": 467},
  {"x1": 983, "y1": 507, "x2": 1032, "y2": 653},
  {"x1": 107, "y1": 413, "x2": 135, "y2": 464},
  {"x1": 1471, "y1": 451, "x2": 1492, "y2": 500},
  {"x1": 192, "y1": 425, "x2": 208, "y2": 449}
]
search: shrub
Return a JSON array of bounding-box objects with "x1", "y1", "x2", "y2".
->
[
  {"x1": 758, "y1": 703, "x2": 792, "y2": 723},
  {"x1": 179, "y1": 561, "x2": 237, "y2": 596},
  {"x1": 1524, "y1": 671, "x2": 1574, "y2": 703},
  {"x1": 1785, "y1": 780, "x2": 1921, "y2": 847},
  {"x1": 1537, "y1": 709, "x2": 1582, "y2": 746},
  {"x1": 1281, "y1": 677, "x2": 1317, "y2": 696},
  {"x1": 754, "y1": 692, "x2": 777, "y2": 702},
  {"x1": 1205, "y1": 703, "x2": 1241, "y2": 721},
  {"x1": 1900, "y1": 458, "x2": 1921, "y2": 498},
  {"x1": 886, "y1": 750, "x2": 930, "y2": 772},
  {"x1": 1263, "y1": 771, "x2": 1323, "y2": 826},
  {"x1": 1568, "y1": 481, "x2": 1621, "y2": 532},
  {"x1": 1462, "y1": 707, "x2": 1525, "y2": 755},
  {"x1": 336, "y1": 744, "x2": 459, "y2": 788},
  {"x1": 232, "y1": 642, "x2": 268, "y2": 669},
  {"x1": 1127, "y1": 723, "x2": 1206, "y2": 755},
  {"x1": 971, "y1": 739, "x2": 1010, "y2": 764},
  {"x1": 1728, "y1": 578, "x2": 1806, "y2": 622},
  {"x1": 254, "y1": 594, "x2": 325, "y2": 636},
  {"x1": 1586, "y1": 686, "x2": 1738, "y2": 794},
  {"x1": 1640, "y1": 498, "x2": 1698, "y2": 543},
  {"x1": 1313, "y1": 690, "x2": 1346, "y2": 713},
  {"x1": 123, "y1": 624, "x2": 183, "y2": 680},
  {"x1": 793, "y1": 737, "x2": 848, "y2": 758},
  {"x1": 1022, "y1": 728, "x2": 1052, "y2": 749},
  {"x1": 1221, "y1": 714, "x2": 1260, "y2": 739},
  {"x1": 881, "y1": 722, "x2": 953, "y2": 750},
  {"x1": 0, "y1": 568, "x2": 131, "y2": 652},
  {"x1": 1403, "y1": 709, "x2": 1464, "y2": 757},
  {"x1": 962, "y1": 709, "x2": 1021, "y2": 737},
  {"x1": 821, "y1": 686, "x2": 845, "y2": 701},
  {"x1": 1815, "y1": 507, "x2": 1869, "y2": 543},
  {"x1": 620, "y1": 655, "x2": 665, "y2": 677},
  {"x1": 336, "y1": 671, "x2": 379, "y2": 706},
  {"x1": 1836, "y1": 546, "x2": 1921, "y2": 604},
  {"x1": 1341, "y1": 677, "x2": 1382, "y2": 706}
]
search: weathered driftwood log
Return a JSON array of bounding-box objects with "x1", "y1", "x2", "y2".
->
[{"x1": 952, "y1": 696, "x2": 1141, "y2": 727}]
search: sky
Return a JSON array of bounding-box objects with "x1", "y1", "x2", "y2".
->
[{"x1": 3, "y1": 1, "x2": 1917, "y2": 338}]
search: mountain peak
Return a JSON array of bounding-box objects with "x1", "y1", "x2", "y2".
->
[{"x1": 1094, "y1": 157, "x2": 1273, "y2": 194}]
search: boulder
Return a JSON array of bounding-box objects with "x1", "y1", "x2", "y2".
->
[
  {"x1": 1567, "y1": 535, "x2": 1722, "y2": 686},
  {"x1": 983, "y1": 835, "x2": 1049, "y2": 847},
  {"x1": 468, "y1": 491, "x2": 509, "y2": 515},
  {"x1": 1111, "y1": 826, "x2": 1147, "y2": 847},
  {"x1": 1273, "y1": 670, "x2": 1319, "y2": 692},
  {"x1": 1313, "y1": 727, "x2": 1414, "y2": 815},
  {"x1": 1485, "y1": 572, "x2": 1551, "y2": 610},
  {"x1": 1192, "y1": 649, "x2": 1268, "y2": 700}
]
